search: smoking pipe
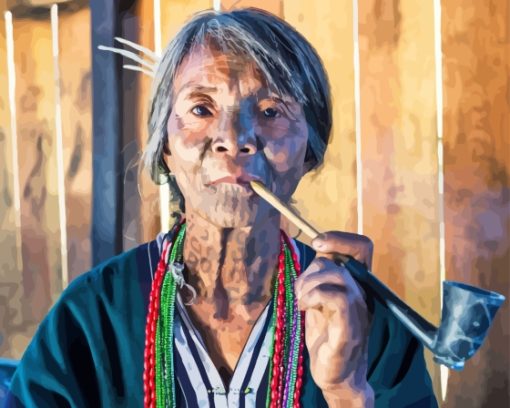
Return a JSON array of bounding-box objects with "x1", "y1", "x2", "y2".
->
[
  {"x1": 335, "y1": 254, "x2": 505, "y2": 370},
  {"x1": 250, "y1": 181, "x2": 506, "y2": 370}
]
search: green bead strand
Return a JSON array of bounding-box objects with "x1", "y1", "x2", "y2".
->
[
  {"x1": 285, "y1": 244, "x2": 301, "y2": 407},
  {"x1": 265, "y1": 271, "x2": 280, "y2": 408},
  {"x1": 156, "y1": 225, "x2": 186, "y2": 408}
]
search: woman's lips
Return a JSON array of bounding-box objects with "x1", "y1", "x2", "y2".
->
[
  {"x1": 206, "y1": 175, "x2": 263, "y2": 193},
  {"x1": 209, "y1": 175, "x2": 252, "y2": 185}
]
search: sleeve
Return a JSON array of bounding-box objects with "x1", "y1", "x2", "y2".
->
[
  {"x1": 4, "y1": 278, "x2": 101, "y2": 408},
  {"x1": 367, "y1": 298, "x2": 438, "y2": 408}
]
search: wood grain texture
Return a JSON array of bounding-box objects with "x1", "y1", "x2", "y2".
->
[
  {"x1": 220, "y1": 0, "x2": 282, "y2": 15},
  {"x1": 0, "y1": 14, "x2": 24, "y2": 358},
  {"x1": 358, "y1": 0, "x2": 441, "y2": 398},
  {"x1": 284, "y1": 0, "x2": 358, "y2": 239},
  {"x1": 442, "y1": 1, "x2": 510, "y2": 406},
  {"x1": 12, "y1": 12, "x2": 62, "y2": 356},
  {"x1": 58, "y1": 6, "x2": 92, "y2": 281},
  {"x1": 160, "y1": 0, "x2": 212, "y2": 49}
]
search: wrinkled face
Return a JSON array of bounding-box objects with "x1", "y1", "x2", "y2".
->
[{"x1": 164, "y1": 45, "x2": 309, "y2": 227}]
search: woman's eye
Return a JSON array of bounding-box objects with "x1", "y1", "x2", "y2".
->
[
  {"x1": 262, "y1": 107, "x2": 280, "y2": 118},
  {"x1": 191, "y1": 105, "x2": 212, "y2": 117}
]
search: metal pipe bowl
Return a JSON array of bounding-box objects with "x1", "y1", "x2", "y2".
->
[{"x1": 432, "y1": 281, "x2": 506, "y2": 370}]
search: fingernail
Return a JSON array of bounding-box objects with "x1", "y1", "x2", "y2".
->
[
  {"x1": 312, "y1": 237, "x2": 325, "y2": 250},
  {"x1": 312, "y1": 240, "x2": 324, "y2": 250}
]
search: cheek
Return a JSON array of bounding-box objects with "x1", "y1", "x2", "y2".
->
[
  {"x1": 261, "y1": 123, "x2": 308, "y2": 174},
  {"x1": 255, "y1": 117, "x2": 292, "y2": 139},
  {"x1": 167, "y1": 112, "x2": 210, "y2": 171}
]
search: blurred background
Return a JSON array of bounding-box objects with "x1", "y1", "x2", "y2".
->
[{"x1": 0, "y1": 0, "x2": 508, "y2": 406}]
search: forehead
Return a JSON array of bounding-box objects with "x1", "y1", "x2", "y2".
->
[{"x1": 173, "y1": 45, "x2": 271, "y2": 97}]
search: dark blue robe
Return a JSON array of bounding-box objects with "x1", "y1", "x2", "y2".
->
[{"x1": 5, "y1": 235, "x2": 437, "y2": 407}]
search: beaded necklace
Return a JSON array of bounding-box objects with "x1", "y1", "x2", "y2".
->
[{"x1": 143, "y1": 222, "x2": 305, "y2": 408}]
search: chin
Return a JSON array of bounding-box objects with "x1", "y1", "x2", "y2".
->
[
  {"x1": 198, "y1": 211, "x2": 255, "y2": 228},
  {"x1": 192, "y1": 184, "x2": 270, "y2": 228}
]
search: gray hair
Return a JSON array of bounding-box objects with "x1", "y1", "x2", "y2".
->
[{"x1": 143, "y1": 7, "x2": 332, "y2": 188}]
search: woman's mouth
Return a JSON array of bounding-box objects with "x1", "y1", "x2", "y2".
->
[{"x1": 206, "y1": 174, "x2": 263, "y2": 194}]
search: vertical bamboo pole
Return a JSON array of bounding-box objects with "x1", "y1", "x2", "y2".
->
[{"x1": 50, "y1": 4, "x2": 68, "y2": 294}]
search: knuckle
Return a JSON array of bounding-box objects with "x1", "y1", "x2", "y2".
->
[
  {"x1": 311, "y1": 256, "x2": 329, "y2": 269},
  {"x1": 359, "y1": 235, "x2": 374, "y2": 250}
]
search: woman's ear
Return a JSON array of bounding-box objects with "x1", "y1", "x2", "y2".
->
[
  {"x1": 161, "y1": 141, "x2": 174, "y2": 174},
  {"x1": 302, "y1": 147, "x2": 317, "y2": 174}
]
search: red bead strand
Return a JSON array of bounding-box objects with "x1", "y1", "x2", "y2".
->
[
  {"x1": 270, "y1": 238, "x2": 287, "y2": 408},
  {"x1": 282, "y1": 232, "x2": 306, "y2": 407},
  {"x1": 143, "y1": 238, "x2": 172, "y2": 408}
]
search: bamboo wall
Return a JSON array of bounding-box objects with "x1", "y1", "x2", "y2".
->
[{"x1": 0, "y1": 0, "x2": 508, "y2": 405}]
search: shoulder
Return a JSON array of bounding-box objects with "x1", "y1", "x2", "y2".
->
[
  {"x1": 7, "y1": 240, "x2": 162, "y2": 407},
  {"x1": 62, "y1": 239, "x2": 159, "y2": 305},
  {"x1": 17, "y1": 239, "x2": 161, "y2": 351}
]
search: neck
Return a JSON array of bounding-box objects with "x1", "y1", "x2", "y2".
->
[{"x1": 181, "y1": 210, "x2": 281, "y2": 317}]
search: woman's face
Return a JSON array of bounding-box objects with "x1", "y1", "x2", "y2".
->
[{"x1": 165, "y1": 45, "x2": 309, "y2": 227}]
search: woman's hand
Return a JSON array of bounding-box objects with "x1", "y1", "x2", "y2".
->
[{"x1": 294, "y1": 231, "x2": 375, "y2": 407}]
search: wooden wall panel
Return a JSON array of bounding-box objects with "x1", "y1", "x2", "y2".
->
[
  {"x1": 0, "y1": 14, "x2": 24, "y2": 358},
  {"x1": 12, "y1": 12, "x2": 62, "y2": 355},
  {"x1": 58, "y1": 6, "x2": 92, "y2": 281},
  {"x1": 284, "y1": 0, "x2": 358, "y2": 238},
  {"x1": 358, "y1": 0, "x2": 441, "y2": 398},
  {"x1": 160, "y1": 0, "x2": 212, "y2": 50},
  {"x1": 221, "y1": 0, "x2": 282, "y2": 15},
  {"x1": 442, "y1": 0, "x2": 510, "y2": 406}
]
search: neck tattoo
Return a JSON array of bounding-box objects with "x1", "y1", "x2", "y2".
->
[{"x1": 143, "y1": 221, "x2": 306, "y2": 408}]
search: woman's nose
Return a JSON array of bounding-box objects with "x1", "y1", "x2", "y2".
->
[
  {"x1": 212, "y1": 139, "x2": 257, "y2": 156},
  {"x1": 212, "y1": 116, "x2": 257, "y2": 157}
]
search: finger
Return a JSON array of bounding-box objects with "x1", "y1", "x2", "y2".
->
[
  {"x1": 295, "y1": 265, "x2": 349, "y2": 299},
  {"x1": 296, "y1": 257, "x2": 366, "y2": 304},
  {"x1": 297, "y1": 283, "x2": 349, "y2": 312},
  {"x1": 311, "y1": 231, "x2": 374, "y2": 267},
  {"x1": 297, "y1": 267, "x2": 366, "y2": 310},
  {"x1": 294, "y1": 257, "x2": 338, "y2": 294}
]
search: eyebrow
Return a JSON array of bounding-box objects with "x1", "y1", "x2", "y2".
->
[
  {"x1": 178, "y1": 84, "x2": 218, "y2": 98},
  {"x1": 255, "y1": 90, "x2": 295, "y2": 105},
  {"x1": 266, "y1": 96, "x2": 286, "y2": 104},
  {"x1": 177, "y1": 84, "x2": 296, "y2": 110},
  {"x1": 257, "y1": 94, "x2": 298, "y2": 113}
]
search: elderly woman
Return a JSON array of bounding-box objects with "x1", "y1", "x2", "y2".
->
[{"x1": 6, "y1": 8, "x2": 437, "y2": 408}]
